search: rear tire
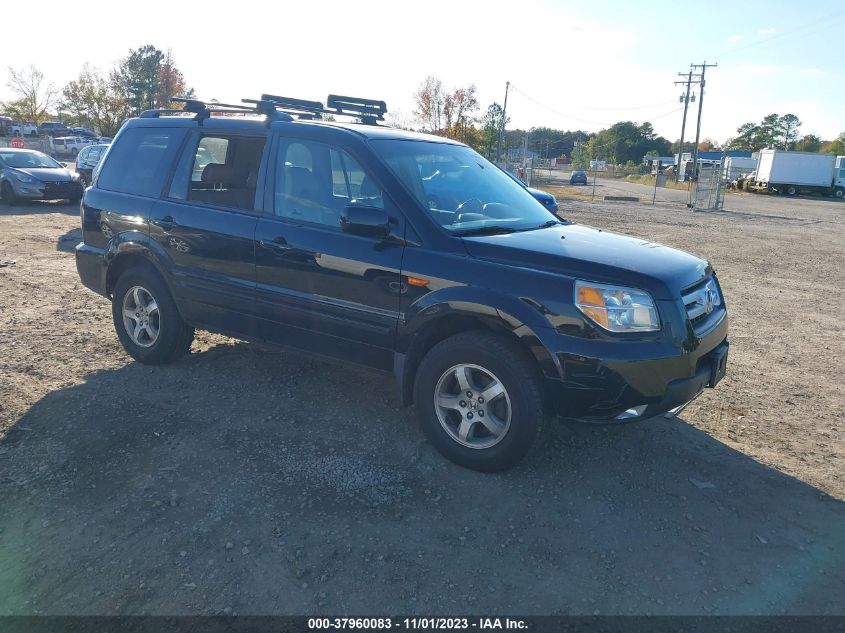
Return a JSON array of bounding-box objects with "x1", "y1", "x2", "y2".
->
[
  {"x1": 786, "y1": 185, "x2": 797, "y2": 196},
  {"x1": 413, "y1": 331, "x2": 544, "y2": 472},
  {"x1": 112, "y1": 267, "x2": 194, "y2": 365}
]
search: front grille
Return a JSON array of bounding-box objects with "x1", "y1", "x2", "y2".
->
[
  {"x1": 681, "y1": 277, "x2": 724, "y2": 333},
  {"x1": 42, "y1": 181, "x2": 79, "y2": 196}
]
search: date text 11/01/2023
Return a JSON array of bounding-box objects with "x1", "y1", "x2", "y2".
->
[{"x1": 307, "y1": 617, "x2": 528, "y2": 630}]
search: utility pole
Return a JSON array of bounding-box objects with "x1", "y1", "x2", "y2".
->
[
  {"x1": 496, "y1": 81, "x2": 510, "y2": 164},
  {"x1": 690, "y1": 61, "x2": 717, "y2": 181},
  {"x1": 673, "y1": 70, "x2": 697, "y2": 182}
]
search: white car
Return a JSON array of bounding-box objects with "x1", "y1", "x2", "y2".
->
[
  {"x1": 52, "y1": 136, "x2": 94, "y2": 157},
  {"x1": 9, "y1": 121, "x2": 39, "y2": 137}
]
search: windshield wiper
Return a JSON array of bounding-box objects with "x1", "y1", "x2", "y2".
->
[
  {"x1": 452, "y1": 225, "x2": 519, "y2": 237},
  {"x1": 535, "y1": 219, "x2": 561, "y2": 229}
]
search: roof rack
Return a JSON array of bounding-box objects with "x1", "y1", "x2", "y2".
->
[
  {"x1": 258, "y1": 93, "x2": 387, "y2": 125},
  {"x1": 137, "y1": 92, "x2": 388, "y2": 126},
  {"x1": 139, "y1": 97, "x2": 294, "y2": 124}
]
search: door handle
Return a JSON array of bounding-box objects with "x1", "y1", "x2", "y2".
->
[
  {"x1": 153, "y1": 215, "x2": 175, "y2": 231},
  {"x1": 258, "y1": 237, "x2": 290, "y2": 252}
]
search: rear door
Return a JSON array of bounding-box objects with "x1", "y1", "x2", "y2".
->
[
  {"x1": 149, "y1": 129, "x2": 269, "y2": 336},
  {"x1": 252, "y1": 132, "x2": 405, "y2": 371}
]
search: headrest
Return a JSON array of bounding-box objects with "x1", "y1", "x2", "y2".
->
[{"x1": 201, "y1": 163, "x2": 236, "y2": 186}]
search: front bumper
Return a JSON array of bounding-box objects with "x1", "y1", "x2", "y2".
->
[
  {"x1": 543, "y1": 312, "x2": 729, "y2": 422},
  {"x1": 11, "y1": 179, "x2": 83, "y2": 200}
]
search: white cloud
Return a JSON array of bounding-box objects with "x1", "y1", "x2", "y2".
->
[
  {"x1": 758, "y1": 27, "x2": 776, "y2": 35},
  {"x1": 728, "y1": 34, "x2": 743, "y2": 42},
  {"x1": 799, "y1": 68, "x2": 825, "y2": 77}
]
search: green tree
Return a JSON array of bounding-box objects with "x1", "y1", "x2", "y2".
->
[
  {"x1": 795, "y1": 134, "x2": 821, "y2": 152},
  {"x1": 725, "y1": 122, "x2": 758, "y2": 150},
  {"x1": 2, "y1": 66, "x2": 57, "y2": 124},
  {"x1": 111, "y1": 45, "x2": 189, "y2": 115},
  {"x1": 823, "y1": 132, "x2": 845, "y2": 155},
  {"x1": 479, "y1": 103, "x2": 508, "y2": 159},
  {"x1": 585, "y1": 121, "x2": 670, "y2": 165},
  {"x1": 778, "y1": 114, "x2": 802, "y2": 149}
]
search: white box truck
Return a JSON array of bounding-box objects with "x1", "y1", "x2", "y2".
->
[{"x1": 752, "y1": 150, "x2": 845, "y2": 198}]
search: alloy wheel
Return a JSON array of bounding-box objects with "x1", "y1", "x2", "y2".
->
[
  {"x1": 121, "y1": 285, "x2": 160, "y2": 348},
  {"x1": 434, "y1": 363, "x2": 512, "y2": 449}
]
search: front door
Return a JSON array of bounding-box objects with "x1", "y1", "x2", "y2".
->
[
  {"x1": 253, "y1": 136, "x2": 405, "y2": 371},
  {"x1": 149, "y1": 130, "x2": 268, "y2": 336}
]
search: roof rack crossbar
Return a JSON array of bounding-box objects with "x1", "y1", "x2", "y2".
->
[
  {"x1": 327, "y1": 94, "x2": 387, "y2": 120},
  {"x1": 260, "y1": 94, "x2": 326, "y2": 115}
]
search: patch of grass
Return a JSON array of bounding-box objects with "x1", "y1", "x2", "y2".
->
[{"x1": 624, "y1": 174, "x2": 690, "y2": 190}]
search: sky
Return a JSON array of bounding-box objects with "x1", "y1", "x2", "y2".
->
[{"x1": 2, "y1": 0, "x2": 843, "y2": 144}]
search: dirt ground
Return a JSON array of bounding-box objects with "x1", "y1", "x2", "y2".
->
[{"x1": 0, "y1": 186, "x2": 843, "y2": 616}]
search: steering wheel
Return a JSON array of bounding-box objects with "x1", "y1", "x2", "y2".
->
[{"x1": 453, "y1": 198, "x2": 484, "y2": 223}]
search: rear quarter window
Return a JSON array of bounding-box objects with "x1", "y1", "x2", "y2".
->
[{"x1": 97, "y1": 127, "x2": 187, "y2": 198}]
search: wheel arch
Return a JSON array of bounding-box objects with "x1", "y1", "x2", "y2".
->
[
  {"x1": 104, "y1": 237, "x2": 176, "y2": 300},
  {"x1": 394, "y1": 301, "x2": 558, "y2": 407}
]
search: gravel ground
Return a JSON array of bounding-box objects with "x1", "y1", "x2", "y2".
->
[{"x1": 0, "y1": 189, "x2": 843, "y2": 616}]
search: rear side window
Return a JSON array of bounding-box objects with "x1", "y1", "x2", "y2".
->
[{"x1": 98, "y1": 127, "x2": 186, "y2": 197}]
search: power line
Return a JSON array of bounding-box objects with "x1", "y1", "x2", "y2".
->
[
  {"x1": 509, "y1": 84, "x2": 682, "y2": 128},
  {"x1": 712, "y1": 11, "x2": 845, "y2": 60}
]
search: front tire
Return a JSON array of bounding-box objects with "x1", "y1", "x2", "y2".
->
[
  {"x1": 1, "y1": 181, "x2": 19, "y2": 206},
  {"x1": 414, "y1": 331, "x2": 544, "y2": 472},
  {"x1": 112, "y1": 268, "x2": 194, "y2": 365}
]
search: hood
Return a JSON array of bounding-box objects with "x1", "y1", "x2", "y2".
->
[
  {"x1": 526, "y1": 187, "x2": 553, "y2": 201},
  {"x1": 461, "y1": 223, "x2": 710, "y2": 298},
  {"x1": 15, "y1": 167, "x2": 75, "y2": 182}
]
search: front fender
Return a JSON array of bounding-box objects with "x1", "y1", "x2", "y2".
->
[{"x1": 393, "y1": 286, "x2": 564, "y2": 406}]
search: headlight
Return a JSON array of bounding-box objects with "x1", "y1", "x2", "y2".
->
[
  {"x1": 10, "y1": 170, "x2": 38, "y2": 184},
  {"x1": 574, "y1": 280, "x2": 660, "y2": 332}
]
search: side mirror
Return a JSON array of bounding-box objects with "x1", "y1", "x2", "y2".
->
[{"x1": 340, "y1": 205, "x2": 390, "y2": 238}]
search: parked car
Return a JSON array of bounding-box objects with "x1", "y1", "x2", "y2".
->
[
  {"x1": 75, "y1": 143, "x2": 110, "y2": 187},
  {"x1": 39, "y1": 122, "x2": 72, "y2": 137},
  {"x1": 53, "y1": 136, "x2": 93, "y2": 156},
  {"x1": 0, "y1": 148, "x2": 83, "y2": 204},
  {"x1": 502, "y1": 169, "x2": 559, "y2": 212},
  {"x1": 70, "y1": 127, "x2": 99, "y2": 139},
  {"x1": 10, "y1": 121, "x2": 39, "y2": 137},
  {"x1": 74, "y1": 94, "x2": 728, "y2": 472},
  {"x1": 570, "y1": 169, "x2": 588, "y2": 185}
]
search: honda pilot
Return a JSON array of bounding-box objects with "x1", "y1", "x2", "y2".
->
[{"x1": 75, "y1": 94, "x2": 728, "y2": 471}]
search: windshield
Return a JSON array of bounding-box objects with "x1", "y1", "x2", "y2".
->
[
  {"x1": 0, "y1": 150, "x2": 62, "y2": 169},
  {"x1": 371, "y1": 140, "x2": 557, "y2": 234}
]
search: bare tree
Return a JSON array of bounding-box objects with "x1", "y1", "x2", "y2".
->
[
  {"x1": 414, "y1": 76, "x2": 445, "y2": 132},
  {"x1": 2, "y1": 66, "x2": 57, "y2": 123}
]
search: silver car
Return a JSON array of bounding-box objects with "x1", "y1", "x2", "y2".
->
[{"x1": 0, "y1": 148, "x2": 84, "y2": 204}]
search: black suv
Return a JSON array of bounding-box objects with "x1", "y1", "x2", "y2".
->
[{"x1": 75, "y1": 94, "x2": 728, "y2": 472}]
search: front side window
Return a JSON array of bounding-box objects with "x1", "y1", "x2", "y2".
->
[
  {"x1": 274, "y1": 139, "x2": 382, "y2": 228},
  {"x1": 97, "y1": 127, "x2": 187, "y2": 198},
  {"x1": 371, "y1": 139, "x2": 556, "y2": 235}
]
